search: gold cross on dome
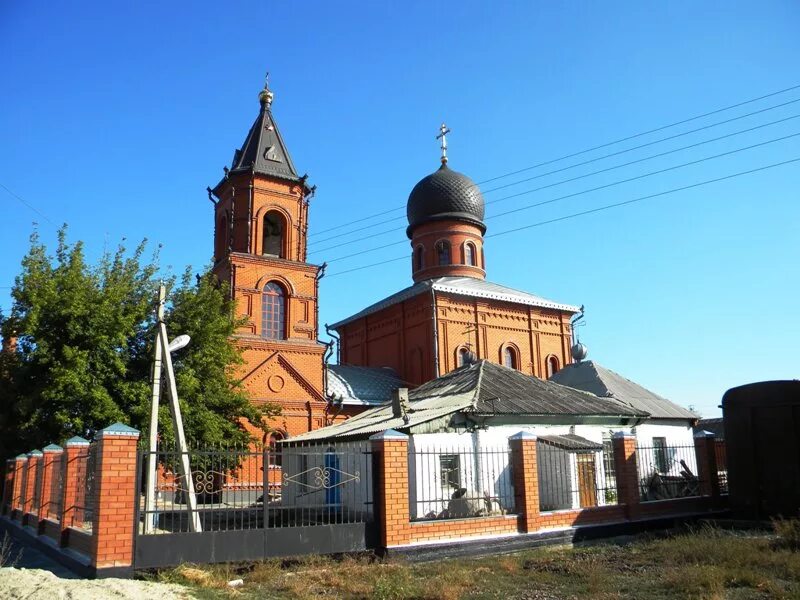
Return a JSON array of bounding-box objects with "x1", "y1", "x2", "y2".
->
[{"x1": 436, "y1": 123, "x2": 451, "y2": 164}]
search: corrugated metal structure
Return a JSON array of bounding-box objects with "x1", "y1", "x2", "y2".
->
[
  {"x1": 722, "y1": 380, "x2": 800, "y2": 519},
  {"x1": 550, "y1": 360, "x2": 699, "y2": 421},
  {"x1": 289, "y1": 360, "x2": 647, "y2": 442}
]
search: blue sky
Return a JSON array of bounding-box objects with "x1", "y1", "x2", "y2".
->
[{"x1": 1, "y1": 1, "x2": 798, "y2": 417}]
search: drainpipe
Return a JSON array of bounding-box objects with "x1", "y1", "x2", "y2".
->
[
  {"x1": 229, "y1": 187, "x2": 236, "y2": 253},
  {"x1": 247, "y1": 182, "x2": 253, "y2": 254},
  {"x1": 431, "y1": 288, "x2": 440, "y2": 378},
  {"x1": 325, "y1": 321, "x2": 340, "y2": 365}
]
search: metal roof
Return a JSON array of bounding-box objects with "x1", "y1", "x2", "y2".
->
[
  {"x1": 288, "y1": 360, "x2": 646, "y2": 442},
  {"x1": 550, "y1": 361, "x2": 699, "y2": 421},
  {"x1": 694, "y1": 418, "x2": 724, "y2": 439},
  {"x1": 228, "y1": 98, "x2": 301, "y2": 182},
  {"x1": 406, "y1": 163, "x2": 486, "y2": 237},
  {"x1": 327, "y1": 365, "x2": 404, "y2": 406},
  {"x1": 538, "y1": 434, "x2": 603, "y2": 452},
  {"x1": 330, "y1": 276, "x2": 580, "y2": 329}
]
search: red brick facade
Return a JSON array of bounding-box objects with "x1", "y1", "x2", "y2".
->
[
  {"x1": 210, "y1": 118, "x2": 328, "y2": 438},
  {"x1": 337, "y1": 290, "x2": 575, "y2": 387}
]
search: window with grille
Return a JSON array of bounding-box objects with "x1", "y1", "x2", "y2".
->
[
  {"x1": 440, "y1": 454, "x2": 461, "y2": 490},
  {"x1": 262, "y1": 282, "x2": 286, "y2": 339},
  {"x1": 653, "y1": 437, "x2": 668, "y2": 473}
]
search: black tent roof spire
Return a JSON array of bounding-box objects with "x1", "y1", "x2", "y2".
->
[{"x1": 228, "y1": 74, "x2": 300, "y2": 182}]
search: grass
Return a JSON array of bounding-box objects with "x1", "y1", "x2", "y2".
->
[
  {"x1": 0, "y1": 532, "x2": 20, "y2": 568},
  {"x1": 155, "y1": 525, "x2": 800, "y2": 600}
]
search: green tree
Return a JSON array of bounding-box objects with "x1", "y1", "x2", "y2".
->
[{"x1": 0, "y1": 227, "x2": 276, "y2": 458}]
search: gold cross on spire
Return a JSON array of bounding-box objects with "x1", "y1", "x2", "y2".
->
[{"x1": 436, "y1": 123, "x2": 451, "y2": 165}]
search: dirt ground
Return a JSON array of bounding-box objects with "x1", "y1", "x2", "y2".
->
[{"x1": 0, "y1": 567, "x2": 194, "y2": 599}]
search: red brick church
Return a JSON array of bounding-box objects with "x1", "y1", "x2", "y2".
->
[{"x1": 210, "y1": 81, "x2": 580, "y2": 439}]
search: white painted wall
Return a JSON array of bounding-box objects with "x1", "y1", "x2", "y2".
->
[{"x1": 407, "y1": 420, "x2": 696, "y2": 516}]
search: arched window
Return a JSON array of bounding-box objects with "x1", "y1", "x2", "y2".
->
[
  {"x1": 415, "y1": 245, "x2": 425, "y2": 271},
  {"x1": 436, "y1": 240, "x2": 451, "y2": 265},
  {"x1": 546, "y1": 355, "x2": 560, "y2": 378},
  {"x1": 262, "y1": 282, "x2": 286, "y2": 339},
  {"x1": 262, "y1": 211, "x2": 285, "y2": 258},
  {"x1": 464, "y1": 242, "x2": 476, "y2": 266},
  {"x1": 503, "y1": 346, "x2": 518, "y2": 370},
  {"x1": 266, "y1": 430, "x2": 286, "y2": 467},
  {"x1": 457, "y1": 346, "x2": 470, "y2": 367}
]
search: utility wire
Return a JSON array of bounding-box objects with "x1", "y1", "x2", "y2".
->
[
  {"x1": 324, "y1": 156, "x2": 800, "y2": 279},
  {"x1": 321, "y1": 130, "x2": 800, "y2": 264},
  {"x1": 308, "y1": 96, "x2": 800, "y2": 247},
  {"x1": 309, "y1": 113, "x2": 800, "y2": 255},
  {"x1": 0, "y1": 183, "x2": 56, "y2": 225},
  {"x1": 308, "y1": 83, "x2": 800, "y2": 240}
]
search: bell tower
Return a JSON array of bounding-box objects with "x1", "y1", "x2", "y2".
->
[{"x1": 210, "y1": 78, "x2": 328, "y2": 436}]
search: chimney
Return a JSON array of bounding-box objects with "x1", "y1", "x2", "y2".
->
[{"x1": 391, "y1": 388, "x2": 409, "y2": 421}]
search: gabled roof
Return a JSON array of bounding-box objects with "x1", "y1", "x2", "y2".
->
[
  {"x1": 330, "y1": 276, "x2": 580, "y2": 329},
  {"x1": 327, "y1": 365, "x2": 405, "y2": 406},
  {"x1": 288, "y1": 360, "x2": 646, "y2": 442},
  {"x1": 550, "y1": 360, "x2": 699, "y2": 421},
  {"x1": 227, "y1": 93, "x2": 301, "y2": 182}
]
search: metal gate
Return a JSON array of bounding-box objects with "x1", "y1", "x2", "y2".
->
[{"x1": 133, "y1": 440, "x2": 377, "y2": 569}]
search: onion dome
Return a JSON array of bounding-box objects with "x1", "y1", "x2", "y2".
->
[{"x1": 406, "y1": 164, "x2": 486, "y2": 238}]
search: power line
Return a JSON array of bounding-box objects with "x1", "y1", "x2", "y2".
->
[
  {"x1": 324, "y1": 156, "x2": 800, "y2": 279},
  {"x1": 0, "y1": 183, "x2": 56, "y2": 225},
  {"x1": 309, "y1": 113, "x2": 800, "y2": 255},
  {"x1": 321, "y1": 130, "x2": 800, "y2": 264},
  {"x1": 308, "y1": 95, "x2": 800, "y2": 247},
  {"x1": 308, "y1": 82, "x2": 800, "y2": 239}
]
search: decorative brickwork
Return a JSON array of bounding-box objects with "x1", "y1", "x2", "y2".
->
[
  {"x1": 11, "y1": 456, "x2": 26, "y2": 515},
  {"x1": 510, "y1": 433, "x2": 539, "y2": 532},
  {"x1": 90, "y1": 424, "x2": 140, "y2": 569},
  {"x1": 613, "y1": 433, "x2": 640, "y2": 520},
  {"x1": 210, "y1": 96, "x2": 328, "y2": 436},
  {"x1": 370, "y1": 431, "x2": 411, "y2": 547}
]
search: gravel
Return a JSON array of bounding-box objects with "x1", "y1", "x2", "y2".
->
[{"x1": 0, "y1": 567, "x2": 194, "y2": 599}]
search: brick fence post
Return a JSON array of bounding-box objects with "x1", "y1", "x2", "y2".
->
[
  {"x1": 91, "y1": 423, "x2": 140, "y2": 574},
  {"x1": 23, "y1": 449, "x2": 42, "y2": 526},
  {"x1": 693, "y1": 430, "x2": 720, "y2": 503},
  {"x1": 370, "y1": 429, "x2": 411, "y2": 549},
  {"x1": 11, "y1": 454, "x2": 27, "y2": 519},
  {"x1": 509, "y1": 431, "x2": 539, "y2": 533},
  {"x1": 612, "y1": 432, "x2": 640, "y2": 521},
  {"x1": 38, "y1": 444, "x2": 63, "y2": 532},
  {"x1": 61, "y1": 436, "x2": 90, "y2": 539}
]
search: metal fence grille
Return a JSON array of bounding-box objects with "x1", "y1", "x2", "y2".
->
[
  {"x1": 70, "y1": 444, "x2": 96, "y2": 531},
  {"x1": 714, "y1": 439, "x2": 728, "y2": 495},
  {"x1": 137, "y1": 440, "x2": 374, "y2": 535},
  {"x1": 537, "y1": 440, "x2": 618, "y2": 512},
  {"x1": 46, "y1": 453, "x2": 64, "y2": 521},
  {"x1": 407, "y1": 444, "x2": 515, "y2": 521},
  {"x1": 31, "y1": 459, "x2": 44, "y2": 515},
  {"x1": 636, "y1": 443, "x2": 701, "y2": 501}
]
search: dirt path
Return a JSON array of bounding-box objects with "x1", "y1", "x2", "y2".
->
[{"x1": 0, "y1": 567, "x2": 195, "y2": 600}]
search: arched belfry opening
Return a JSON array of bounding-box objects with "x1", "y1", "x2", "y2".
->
[{"x1": 262, "y1": 211, "x2": 286, "y2": 258}]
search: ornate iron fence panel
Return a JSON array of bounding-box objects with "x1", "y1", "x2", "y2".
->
[{"x1": 134, "y1": 439, "x2": 376, "y2": 568}]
